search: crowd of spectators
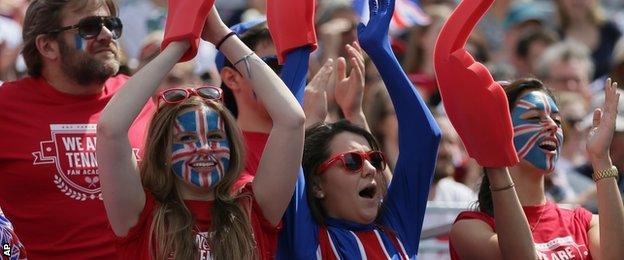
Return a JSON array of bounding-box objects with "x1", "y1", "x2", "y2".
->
[{"x1": 1, "y1": 0, "x2": 623, "y2": 258}]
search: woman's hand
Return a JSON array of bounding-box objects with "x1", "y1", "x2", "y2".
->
[
  {"x1": 201, "y1": 6, "x2": 231, "y2": 45},
  {"x1": 335, "y1": 42, "x2": 366, "y2": 122},
  {"x1": 357, "y1": 0, "x2": 394, "y2": 52},
  {"x1": 304, "y1": 59, "x2": 333, "y2": 127},
  {"x1": 586, "y1": 78, "x2": 620, "y2": 170}
]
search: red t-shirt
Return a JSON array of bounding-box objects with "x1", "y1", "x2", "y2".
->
[
  {"x1": 0, "y1": 76, "x2": 154, "y2": 259},
  {"x1": 115, "y1": 185, "x2": 281, "y2": 259},
  {"x1": 234, "y1": 131, "x2": 269, "y2": 190},
  {"x1": 450, "y1": 201, "x2": 594, "y2": 259}
]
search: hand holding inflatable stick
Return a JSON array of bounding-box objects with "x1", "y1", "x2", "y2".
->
[
  {"x1": 433, "y1": 0, "x2": 518, "y2": 167},
  {"x1": 161, "y1": 0, "x2": 215, "y2": 62}
]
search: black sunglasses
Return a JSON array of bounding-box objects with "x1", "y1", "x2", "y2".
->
[{"x1": 48, "y1": 16, "x2": 123, "y2": 40}]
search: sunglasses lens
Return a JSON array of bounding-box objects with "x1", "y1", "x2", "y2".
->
[
  {"x1": 342, "y1": 153, "x2": 363, "y2": 171},
  {"x1": 369, "y1": 151, "x2": 385, "y2": 171},
  {"x1": 162, "y1": 89, "x2": 188, "y2": 103},
  {"x1": 196, "y1": 87, "x2": 221, "y2": 100},
  {"x1": 78, "y1": 17, "x2": 102, "y2": 38},
  {"x1": 104, "y1": 17, "x2": 123, "y2": 39},
  {"x1": 78, "y1": 17, "x2": 122, "y2": 39}
]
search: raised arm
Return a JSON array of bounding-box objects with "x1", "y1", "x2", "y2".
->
[
  {"x1": 586, "y1": 78, "x2": 624, "y2": 259},
  {"x1": 357, "y1": 0, "x2": 440, "y2": 254},
  {"x1": 97, "y1": 41, "x2": 189, "y2": 236},
  {"x1": 202, "y1": 7, "x2": 306, "y2": 225},
  {"x1": 436, "y1": 0, "x2": 536, "y2": 258}
]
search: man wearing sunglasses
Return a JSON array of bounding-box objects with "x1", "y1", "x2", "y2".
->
[{"x1": 0, "y1": 1, "x2": 153, "y2": 259}]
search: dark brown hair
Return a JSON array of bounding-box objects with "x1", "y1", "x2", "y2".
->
[
  {"x1": 22, "y1": 0, "x2": 118, "y2": 77},
  {"x1": 303, "y1": 120, "x2": 387, "y2": 224}
]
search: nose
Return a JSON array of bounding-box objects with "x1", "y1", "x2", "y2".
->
[
  {"x1": 196, "y1": 140, "x2": 211, "y2": 156},
  {"x1": 96, "y1": 24, "x2": 114, "y2": 41},
  {"x1": 543, "y1": 116, "x2": 559, "y2": 132},
  {"x1": 360, "y1": 159, "x2": 377, "y2": 178}
]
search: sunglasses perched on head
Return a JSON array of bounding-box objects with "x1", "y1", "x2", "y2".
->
[
  {"x1": 317, "y1": 151, "x2": 386, "y2": 175},
  {"x1": 48, "y1": 16, "x2": 123, "y2": 40},
  {"x1": 159, "y1": 86, "x2": 223, "y2": 106}
]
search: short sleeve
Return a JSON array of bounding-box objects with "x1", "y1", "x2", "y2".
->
[
  {"x1": 573, "y1": 206, "x2": 594, "y2": 232},
  {"x1": 454, "y1": 211, "x2": 496, "y2": 229}
]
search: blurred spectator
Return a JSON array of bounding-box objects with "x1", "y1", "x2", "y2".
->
[
  {"x1": 535, "y1": 40, "x2": 594, "y2": 103},
  {"x1": 546, "y1": 91, "x2": 593, "y2": 203},
  {"x1": 0, "y1": 207, "x2": 26, "y2": 259},
  {"x1": 610, "y1": 38, "x2": 624, "y2": 87},
  {"x1": 118, "y1": 0, "x2": 166, "y2": 68},
  {"x1": 222, "y1": 0, "x2": 266, "y2": 26},
  {"x1": 364, "y1": 86, "x2": 399, "y2": 170},
  {"x1": 512, "y1": 27, "x2": 558, "y2": 78},
  {"x1": 402, "y1": 4, "x2": 453, "y2": 100},
  {"x1": 0, "y1": 15, "x2": 22, "y2": 81},
  {"x1": 420, "y1": 115, "x2": 475, "y2": 260},
  {"x1": 554, "y1": 0, "x2": 621, "y2": 79},
  {"x1": 134, "y1": 31, "x2": 202, "y2": 102},
  {"x1": 575, "y1": 87, "x2": 624, "y2": 211},
  {"x1": 428, "y1": 115, "x2": 475, "y2": 203},
  {"x1": 500, "y1": 0, "x2": 552, "y2": 65}
]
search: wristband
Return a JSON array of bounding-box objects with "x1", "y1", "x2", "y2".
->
[
  {"x1": 593, "y1": 166, "x2": 619, "y2": 182},
  {"x1": 216, "y1": 31, "x2": 236, "y2": 50},
  {"x1": 490, "y1": 182, "x2": 515, "y2": 192}
]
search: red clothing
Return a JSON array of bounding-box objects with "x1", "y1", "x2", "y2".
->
[
  {"x1": 234, "y1": 131, "x2": 269, "y2": 190},
  {"x1": 115, "y1": 185, "x2": 280, "y2": 259},
  {"x1": 450, "y1": 201, "x2": 594, "y2": 259},
  {"x1": 0, "y1": 76, "x2": 154, "y2": 259}
]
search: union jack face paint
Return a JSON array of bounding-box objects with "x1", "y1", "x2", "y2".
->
[
  {"x1": 171, "y1": 107, "x2": 230, "y2": 189},
  {"x1": 512, "y1": 91, "x2": 563, "y2": 172}
]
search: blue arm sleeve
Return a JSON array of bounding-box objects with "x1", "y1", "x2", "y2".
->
[
  {"x1": 279, "y1": 47, "x2": 311, "y2": 103},
  {"x1": 366, "y1": 46, "x2": 441, "y2": 255},
  {"x1": 276, "y1": 46, "x2": 320, "y2": 260}
]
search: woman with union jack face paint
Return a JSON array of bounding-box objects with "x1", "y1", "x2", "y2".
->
[
  {"x1": 436, "y1": 0, "x2": 624, "y2": 258},
  {"x1": 96, "y1": 6, "x2": 305, "y2": 260}
]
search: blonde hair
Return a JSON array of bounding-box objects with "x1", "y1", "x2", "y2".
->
[{"x1": 141, "y1": 98, "x2": 256, "y2": 259}]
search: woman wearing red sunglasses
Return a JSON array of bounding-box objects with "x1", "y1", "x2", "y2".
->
[
  {"x1": 278, "y1": 0, "x2": 441, "y2": 258},
  {"x1": 96, "y1": 6, "x2": 304, "y2": 260}
]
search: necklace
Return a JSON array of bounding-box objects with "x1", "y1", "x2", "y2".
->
[{"x1": 529, "y1": 203, "x2": 547, "y2": 232}]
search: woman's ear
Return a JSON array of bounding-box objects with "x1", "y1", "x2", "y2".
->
[
  {"x1": 220, "y1": 67, "x2": 244, "y2": 92},
  {"x1": 312, "y1": 180, "x2": 325, "y2": 199}
]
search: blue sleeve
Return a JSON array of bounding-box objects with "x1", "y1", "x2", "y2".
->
[
  {"x1": 366, "y1": 47, "x2": 441, "y2": 255},
  {"x1": 276, "y1": 46, "x2": 320, "y2": 260},
  {"x1": 279, "y1": 46, "x2": 311, "y2": 104}
]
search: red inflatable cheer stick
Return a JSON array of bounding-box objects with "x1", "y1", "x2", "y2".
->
[
  {"x1": 266, "y1": 0, "x2": 318, "y2": 64},
  {"x1": 161, "y1": 0, "x2": 215, "y2": 62},
  {"x1": 433, "y1": 0, "x2": 518, "y2": 167}
]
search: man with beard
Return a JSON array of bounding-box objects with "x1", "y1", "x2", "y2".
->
[{"x1": 0, "y1": 1, "x2": 153, "y2": 259}]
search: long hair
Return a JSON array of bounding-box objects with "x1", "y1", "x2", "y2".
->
[
  {"x1": 477, "y1": 78, "x2": 557, "y2": 216},
  {"x1": 303, "y1": 120, "x2": 387, "y2": 225},
  {"x1": 141, "y1": 98, "x2": 256, "y2": 259},
  {"x1": 22, "y1": 0, "x2": 118, "y2": 77}
]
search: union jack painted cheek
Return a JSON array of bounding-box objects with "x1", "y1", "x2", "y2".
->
[
  {"x1": 512, "y1": 91, "x2": 563, "y2": 172},
  {"x1": 170, "y1": 107, "x2": 230, "y2": 189}
]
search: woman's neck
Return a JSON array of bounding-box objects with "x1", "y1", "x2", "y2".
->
[
  {"x1": 176, "y1": 181, "x2": 215, "y2": 201},
  {"x1": 508, "y1": 162, "x2": 547, "y2": 206}
]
